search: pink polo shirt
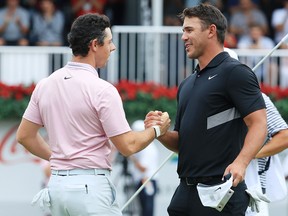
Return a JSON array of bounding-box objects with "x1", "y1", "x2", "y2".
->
[{"x1": 23, "y1": 62, "x2": 131, "y2": 170}]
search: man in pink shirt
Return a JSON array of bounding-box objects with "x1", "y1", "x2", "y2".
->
[{"x1": 16, "y1": 13, "x2": 170, "y2": 216}]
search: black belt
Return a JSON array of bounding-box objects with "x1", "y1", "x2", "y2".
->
[{"x1": 181, "y1": 175, "x2": 223, "y2": 186}]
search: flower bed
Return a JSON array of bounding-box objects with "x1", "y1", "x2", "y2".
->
[
  {"x1": 1, "y1": 81, "x2": 288, "y2": 123},
  {"x1": 115, "y1": 80, "x2": 178, "y2": 123},
  {"x1": 0, "y1": 82, "x2": 35, "y2": 120},
  {"x1": 261, "y1": 83, "x2": 288, "y2": 121}
]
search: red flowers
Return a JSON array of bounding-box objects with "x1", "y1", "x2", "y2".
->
[
  {"x1": 0, "y1": 82, "x2": 35, "y2": 101},
  {"x1": 1, "y1": 80, "x2": 288, "y2": 122},
  {"x1": 115, "y1": 80, "x2": 178, "y2": 101},
  {"x1": 0, "y1": 82, "x2": 36, "y2": 120},
  {"x1": 114, "y1": 80, "x2": 178, "y2": 123},
  {"x1": 261, "y1": 83, "x2": 288, "y2": 100}
]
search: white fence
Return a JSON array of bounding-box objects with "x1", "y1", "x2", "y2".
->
[
  {"x1": 107, "y1": 26, "x2": 193, "y2": 87},
  {"x1": 0, "y1": 46, "x2": 72, "y2": 85},
  {"x1": 236, "y1": 49, "x2": 288, "y2": 89},
  {"x1": 0, "y1": 26, "x2": 288, "y2": 88}
]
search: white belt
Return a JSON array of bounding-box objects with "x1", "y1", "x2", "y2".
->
[{"x1": 51, "y1": 168, "x2": 110, "y2": 176}]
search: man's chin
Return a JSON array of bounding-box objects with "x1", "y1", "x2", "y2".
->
[{"x1": 187, "y1": 53, "x2": 196, "y2": 59}]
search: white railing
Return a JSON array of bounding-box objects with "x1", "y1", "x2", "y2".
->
[
  {"x1": 1, "y1": 26, "x2": 288, "y2": 88},
  {"x1": 0, "y1": 46, "x2": 72, "y2": 85},
  {"x1": 107, "y1": 25, "x2": 194, "y2": 87},
  {"x1": 236, "y1": 49, "x2": 288, "y2": 89}
]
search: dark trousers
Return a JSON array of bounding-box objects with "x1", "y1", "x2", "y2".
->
[
  {"x1": 167, "y1": 180, "x2": 249, "y2": 216},
  {"x1": 137, "y1": 180, "x2": 157, "y2": 216}
]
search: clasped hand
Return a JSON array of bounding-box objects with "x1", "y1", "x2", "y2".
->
[{"x1": 145, "y1": 110, "x2": 171, "y2": 137}]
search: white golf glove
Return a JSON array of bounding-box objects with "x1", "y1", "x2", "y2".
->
[
  {"x1": 31, "y1": 188, "x2": 51, "y2": 209},
  {"x1": 245, "y1": 189, "x2": 270, "y2": 213}
]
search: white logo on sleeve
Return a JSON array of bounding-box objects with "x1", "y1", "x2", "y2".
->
[{"x1": 208, "y1": 74, "x2": 218, "y2": 80}]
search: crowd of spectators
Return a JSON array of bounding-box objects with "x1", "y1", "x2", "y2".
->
[
  {"x1": 164, "y1": 0, "x2": 288, "y2": 48},
  {"x1": 0, "y1": 0, "x2": 126, "y2": 46},
  {"x1": 163, "y1": 0, "x2": 288, "y2": 87},
  {"x1": 0, "y1": 0, "x2": 287, "y2": 48}
]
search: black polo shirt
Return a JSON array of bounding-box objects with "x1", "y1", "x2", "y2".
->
[{"x1": 175, "y1": 52, "x2": 265, "y2": 178}]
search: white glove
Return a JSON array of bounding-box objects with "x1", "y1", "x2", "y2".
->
[
  {"x1": 245, "y1": 189, "x2": 270, "y2": 213},
  {"x1": 31, "y1": 188, "x2": 51, "y2": 209}
]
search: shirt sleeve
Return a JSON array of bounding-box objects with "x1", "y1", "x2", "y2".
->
[
  {"x1": 226, "y1": 64, "x2": 266, "y2": 117},
  {"x1": 262, "y1": 93, "x2": 288, "y2": 137},
  {"x1": 23, "y1": 81, "x2": 43, "y2": 126},
  {"x1": 96, "y1": 85, "x2": 131, "y2": 138}
]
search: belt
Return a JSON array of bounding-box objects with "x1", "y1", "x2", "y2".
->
[
  {"x1": 181, "y1": 175, "x2": 222, "y2": 186},
  {"x1": 51, "y1": 168, "x2": 110, "y2": 176}
]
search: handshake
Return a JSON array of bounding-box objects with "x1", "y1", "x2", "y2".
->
[{"x1": 144, "y1": 110, "x2": 171, "y2": 138}]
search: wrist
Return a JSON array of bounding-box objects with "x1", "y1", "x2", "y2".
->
[{"x1": 152, "y1": 125, "x2": 161, "y2": 138}]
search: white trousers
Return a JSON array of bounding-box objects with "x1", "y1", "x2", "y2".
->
[{"x1": 44, "y1": 171, "x2": 122, "y2": 216}]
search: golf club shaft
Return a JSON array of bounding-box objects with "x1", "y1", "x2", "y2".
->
[
  {"x1": 252, "y1": 33, "x2": 288, "y2": 72},
  {"x1": 121, "y1": 151, "x2": 175, "y2": 211}
]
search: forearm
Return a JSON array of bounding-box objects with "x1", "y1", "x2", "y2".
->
[
  {"x1": 157, "y1": 130, "x2": 179, "y2": 153},
  {"x1": 17, "y1": 22, "x2": 29, "y2": 34},
  {"x1": 235, "y1": 123, "x2": 267, "y2": 166},
  {"x1": 256, "y1": 130, "x2": 288, "y2": 158},
  {"x1": 224, "y1": 119, "x2": 266, "y2": 187},
  {"x1": 19, "y1": 132, "x2": 51, "y2": 161},
  {"x1": 0, "y1": 22, "x2": 8, "y2": 33},
  {"x1": 110, "y1": 127, "x2": 156, "y2": 157},
  {"x1": 17, "y1": 118, "x2": 51, "y2": 160}
]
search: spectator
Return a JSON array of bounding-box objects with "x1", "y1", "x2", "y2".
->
[
  {"x1": 202, "y1": 0, "x2": 223, "y2": 9},
  {"x1": 21, "y1": 0, "x2": 38, "y2": 19},
  {"x1": 224, "y1": 31, "x2": 238, "y2": 48},
  {"x1": 229, "y1": 0, "x2": 268, "y2": 41},
  {"x1": 104, "y1": 0, "x2": 126, "y2": 26},
  {"x1": 226, "y1": 0, "x2": 260, "y2": 15},
  {"x1": 0, "y1": 0, "x2": 30, "y2": 46},
  {"x1": 271, "y1": 0, "x2": 288, "y2": 45},
  {"x1": 30, "y1": 0, "x2": 64, "y2": 46},
  {"x1": 185, "y1": 0, "x2": 201, "y2": 7},
  {"x1": 71, "y1": 0, "x2": 107, "y2": 17},
  {"x1": 163, "y1": 0, "x2": 185, "y2": 26},
  {"x1": 202, "y1": 0, "x2": 230, "y2": 20},
  {"x1": 237, "y1": 23, "x2": 274, "y2": 51},
  {"x1": 52, "y1": 0, "x2": 74, "y2": 46},
  {"x1": 237, "y1": 23, "x2": 276, "y2": 85},
  {"x1": 271, "y1": 0, "x2": 288, "y2": 88}
]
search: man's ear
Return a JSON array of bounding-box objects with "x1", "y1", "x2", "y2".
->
[
  {"x1": 90, "y1": 39, "x2": 98, "y2": 50},
  {"x1": 208, "y1": 24, "x2": 217, "y2": 39}
]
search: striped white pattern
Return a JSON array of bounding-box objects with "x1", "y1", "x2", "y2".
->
[
  {"x1": 207, "y1": 107, "x2": 241, "y2": 129},
  {"x1": 258, "y1": 93, "x2": 288, "y2": 192}
]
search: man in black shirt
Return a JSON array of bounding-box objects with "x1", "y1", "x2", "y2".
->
[{"x1": 145, "y1": 4, "x2": 267, "y2": 216}]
